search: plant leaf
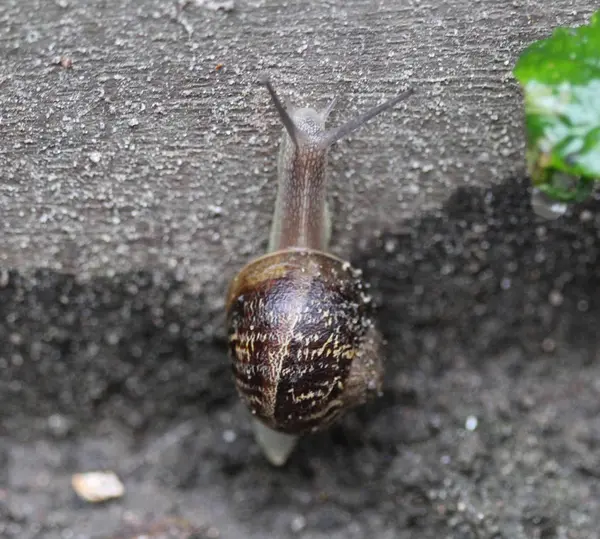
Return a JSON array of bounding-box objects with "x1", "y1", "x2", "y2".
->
[{"x1": 513, "y1": 10, "x2": 600, "y2": 201}]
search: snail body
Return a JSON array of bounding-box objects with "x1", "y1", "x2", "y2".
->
[{"x1": 226, "y1": 79, "x2": 412, "y2": 465}]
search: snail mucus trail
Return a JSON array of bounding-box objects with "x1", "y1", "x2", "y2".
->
[{"x1": 226, "y1": 78, "x2": 413, "y2": 466}]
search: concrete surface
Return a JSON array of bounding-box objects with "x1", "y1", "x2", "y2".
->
[{"x1": 1, "y1": 0, "x2": 599, "y2": 538}]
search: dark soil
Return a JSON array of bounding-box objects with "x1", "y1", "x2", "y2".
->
[{"x1": 2, "y1": 176, "x2": 600, "y2": 539}]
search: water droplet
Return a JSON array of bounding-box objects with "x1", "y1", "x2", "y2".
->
[
  {"x1": 531, "y1": 188, "x2": 567, "y2": 220},
  {"x1": 541, "y1": 337, "x2": 556, "y2": 353},
  {"x1": 465, "y1": 415, "x2": 478, "y2": 431},
  {"x1": 577, "y1": 299, "x2": 589, "y2": 312},
  {"x1": 222, "y1": 429, "x2": 237, "y2": 443}
]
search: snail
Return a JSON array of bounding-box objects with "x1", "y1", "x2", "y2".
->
[{"x1": 226, "y1": 77, "x2": 413, "y2": 465}]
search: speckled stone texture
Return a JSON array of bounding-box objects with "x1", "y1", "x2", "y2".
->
[{"x1": 1, "y1": 1, "x2": 599, "y2": 538}]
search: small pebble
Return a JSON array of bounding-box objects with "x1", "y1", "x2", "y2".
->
[
  {"x1": 47, "y1": 413, "x2": 72, "y2": 437},
  {"x1": 208, "y1": 204, "x2": 223, "y2": 217},
  {"x1": 71, "y1": 471, "x2": 124, "y2": 503},
  {"x1": 548, "y1": 290, "x2": 563, "y2": 307},
  {"x1": 290, "y1": 515, "x2": 306, "y2": 533}
]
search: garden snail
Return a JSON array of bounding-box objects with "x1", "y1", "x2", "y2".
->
[{"x1": 226, "y1": 77, "x2": 413, "y2": 465}]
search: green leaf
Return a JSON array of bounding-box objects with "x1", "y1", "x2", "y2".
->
[{"x1": 513, "y1": 10, "x2": 600, "y2": 202}]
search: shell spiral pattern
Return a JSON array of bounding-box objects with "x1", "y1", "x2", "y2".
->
[{"x1": 226, "y1": 249, "x2": 383, "y2": 434}]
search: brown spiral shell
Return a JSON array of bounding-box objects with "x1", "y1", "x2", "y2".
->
[{"x1": 226, "y1": 248, "x2": 384, "y2": 435}]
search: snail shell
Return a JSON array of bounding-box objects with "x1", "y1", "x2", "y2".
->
[{"x1": 226, "y1": 248, "x2": 383, "y2": 434}]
